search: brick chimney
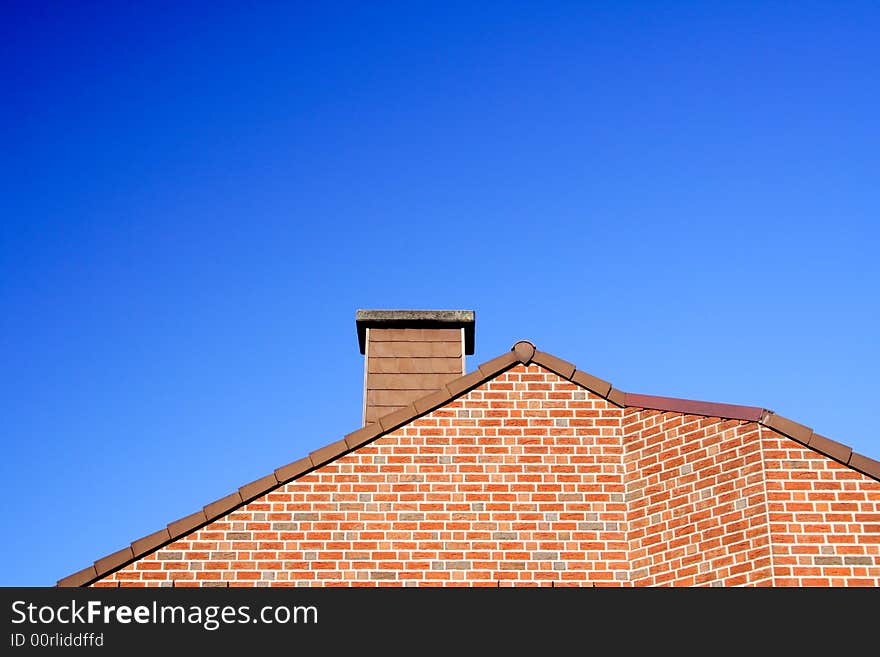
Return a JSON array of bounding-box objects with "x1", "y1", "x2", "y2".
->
[{"x1": 356, "y1": 309, "x2": 475, "y2": 425}]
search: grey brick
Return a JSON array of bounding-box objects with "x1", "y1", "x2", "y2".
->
[
  {"x1": 844, "y1": 556, "x2": 873, "y2": 566},
  {"x1": 303, "y1": 552, "x2": 316, "y2": 561},
  {"x1": 492, "y1": 532, "x2": 518, "y2": 540},
  {"x1": 471, "y1": 502, "x2": 484, "y2": 512},
  {"x1": 399, "y1": 513, "x2": 424, "y2": 521},
  {"x1": 555, "y1": 418, "x2": 569, "y2": 427},
  {"x1": 444, "y1": 561, "x2": 471, "y2": 570},
  {"x1": 272, "y1": 522, "x2": 298, "y2": 531},
  {"x1": 553, "y1": 562, "x2": 567, "y2": 571},
  {"x1": 439, "y1": 455, "x2": 453, "y2": 464},
  {"x1": 293, "y1": 513, "x2": 319, "y2": 521},
  {"x1": 814, "y1": 557, "x2": 843, "y2": 566},
  {"x1": 370, "y1": 572, "x2": 396, "y2": 580},
  {"x1": 210, "y1": 552, "x2": 236, "y2": 560},
  {"x1": 158, "y1": 552, "x2": 183, "y2": 560},
  {"x1": 226, "y1": 532, "x2": 251, "y2": 540},
  {"x1": 734, "y1": 499, "x2": 747, "y2": 511},
  {"x1": 534, "y1": 552, "x2": 558, "y2": 560},
  {"x1": 578, "y1": 522, "x2": 604, "y2": 531}
]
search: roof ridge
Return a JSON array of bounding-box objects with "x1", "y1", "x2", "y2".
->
[{"x1": 56, "y1": 340, "x2": 880, "y2": 587}]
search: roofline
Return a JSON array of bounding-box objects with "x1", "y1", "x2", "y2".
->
[{"x1": 57, "y1": 340, "x2": 880, "y2": 587}]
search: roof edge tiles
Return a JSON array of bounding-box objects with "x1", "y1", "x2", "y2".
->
[
  {"x1": 624, "y1": 393, "x2": 764, "y2": 422},
  {"x1": 58, "y1": 340, "x2": 880, "y2": 586}
]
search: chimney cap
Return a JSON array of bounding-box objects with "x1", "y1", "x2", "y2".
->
[{"x1": 356, "y1": 309, "x2": 475, "y2": 355}]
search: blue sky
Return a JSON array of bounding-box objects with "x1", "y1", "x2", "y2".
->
[{"x1": 2, "y1": 2, "x2": 878, "y2": 586}]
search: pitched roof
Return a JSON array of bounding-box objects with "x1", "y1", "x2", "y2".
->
[{"x1": 57, "y1": 340, "x2": 880, "y2": 587}]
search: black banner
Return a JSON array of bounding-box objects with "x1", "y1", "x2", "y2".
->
[{"x1": 0, "y1": 586, "x2": 870, "y2": 652}]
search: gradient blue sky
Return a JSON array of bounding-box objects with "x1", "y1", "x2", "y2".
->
[{"x1": 2, "y1": 2, "x2": 878, "y2": 586}]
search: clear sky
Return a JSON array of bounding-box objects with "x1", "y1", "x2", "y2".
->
[{"x1": 2, "y1": 2, "x2": 878, "y2": 586}]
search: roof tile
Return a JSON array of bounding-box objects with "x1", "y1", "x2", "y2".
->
[
  {"x1": 309, "y1": 439, "x2": 348, "y2": 467},
  {"x1": 848, "y1": 452, "x2": 880, "y2": 481},
  {"x1": 606, "y1": 387, "x2": 626, "y2": 407},
  {"x1": 808, "y1": 433, "x2": 853, "y2": 464},
  {"x1": 167, "y1": 510, "x2": 207, "y2": 537},
  {"x1": 512, "y1": 340, "x2": 536, "y2": 364},
  {"x1": 571, "y1": 370, "x2": 613, "y2": 398},
  {"x1": 131, "y1": 528, "x2": 171, "y2": 558},
  {"x1": 762, "y1": 413, "x2": 813, "y2": 444},
  {"x1": 444, "y1": 370, "x2": 485, "y2": 397},
  {"x1": 238, "y1": 474, "x2": 278, "y2": 502},
  {"x1": 624, "y1": 393, "x2": 763, "y2": 421},
  {"x1": 378, "y1": 404, "x2": 419, "y2": 432},
  {"x1": 94, "y1": 547, "x2": 133, "y2": 576},
  {"x1": 477, "y1": 351, "x2": 517, "y2": 378},
  {"x1": 275, "y1": 456, "x2": 314, "y2": 483},
  {"x1": 412, "y1": 388, "x2": 453, "y2": 415},
  {"x1": 532, "y1": 350, "x2": 576, "y2": 379},
  {"x1": 204, "y1": 492, "x2": 243, "y2": 520},
  {"x1": 343, "y1": 424, "x2": 384, "y2": 451},
  {"x1": 57, "y1": 565, "x2": 97, "y2": 588}
]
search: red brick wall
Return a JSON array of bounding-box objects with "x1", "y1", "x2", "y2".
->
[
  {"x1": 92, "y1": 364, "x2": 880, "y2": 587},
  {"x1": 624, "y1": 411, "x2": 773, "y2": 586},
  {"x1": 761, "y1": 427, "x2": 880, "y2": 586}
]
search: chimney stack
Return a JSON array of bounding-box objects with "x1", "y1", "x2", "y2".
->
[{"x1": 356, "y1": 309, "x2": 475, "y2": 425}]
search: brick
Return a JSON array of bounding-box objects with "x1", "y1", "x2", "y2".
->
[{"x1": 81, "y1": 364, "x2": 880, "y2": 589}]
